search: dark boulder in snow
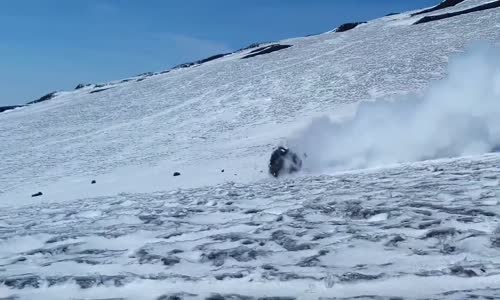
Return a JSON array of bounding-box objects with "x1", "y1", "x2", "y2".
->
[
  {"x1": 31, "y1": 192, "x2": 43, "y2": 197},
  {"x1": 335, "y1": 22, "x2": 366, "y2": 33},
  {"x1": 91, "y1": 180, "x2": 96, "y2": 184},
  {"x1": 173, "y1": 172, "x2": 181, "y2": 177},
  {"x1": 268, "y1": 147, "x2": 303, "y2": 178}
]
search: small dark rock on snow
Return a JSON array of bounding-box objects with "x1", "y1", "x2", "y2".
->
[
  {"x1": 31, "y1": 192, "x2": 43, "y2": 197},
  {"x1": 173, "y1": 172, "x2": 181, "y2": 177},
  {"x1": 91, "y1": 180, "x2": 96, "y2": 184}
]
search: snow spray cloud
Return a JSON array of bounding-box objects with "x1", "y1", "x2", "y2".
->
[{"x1": 286, "y1": 43, "x2": 500, "y2": 172}]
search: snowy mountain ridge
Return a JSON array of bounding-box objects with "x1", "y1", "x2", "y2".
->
[{"x1": 2, "y1": 0, "x2": 500, "y2": 299}]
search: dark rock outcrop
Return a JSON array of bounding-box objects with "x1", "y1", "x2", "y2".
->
[
  {"x1": 414, "y1": 0, "x2": 500, "y2": 24},
  {"x1": 135, "y1": 72, "x2": 157, "y2": 82},
  {"x1": 173, "y1": 172, "x2": 181, "y2": 177},
  {"x1": 173, "y1": 52, "x2": 230, "y2": 70},
  {"x1": 411, "y1": 0, "x2": 465, "y2": 17},
  {"x1": 27, "y1": 92, "x2": 57, "y2": 105},
  {"x1": 75, "y1": 83, "x2": 91, "y2": 90},
  {"x1": 173, "y1": 62, "x2": 197, "y2": 70},
  {"x1": 0, "y1": 105, "x2": 24, "y2": 113},
  {"x1": 196, "y1": 53, "x2": 229, "y2": 64},
  {"x1": 137, "y1": 72, "x2": 154, "y2": 77},
  {"x1": 335, "y1": 22, "x2": 366, "y2": 33},
  {"x1": 242, "y1": 44, "x2": 292, "y2": 59}
]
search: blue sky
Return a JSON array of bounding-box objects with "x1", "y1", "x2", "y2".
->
[{"x1": 0, "y1": 0, "x2": 438, "y2": 105}]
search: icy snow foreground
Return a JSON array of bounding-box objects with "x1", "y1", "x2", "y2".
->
[{"x1": 2, "y1": 155, "x2": 500, "y2": 299}]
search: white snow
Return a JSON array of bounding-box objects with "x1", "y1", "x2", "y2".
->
[{"x1": 2, "y1": 0, "x2": 500, "y2": 299}]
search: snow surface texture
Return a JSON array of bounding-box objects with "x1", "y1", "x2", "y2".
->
[
  {"x1": 1, "y1": 156, "x2": 500, "y2": 299},
  {"x1": 2, "y1": 0, "x2": 500, "y2": 298}
]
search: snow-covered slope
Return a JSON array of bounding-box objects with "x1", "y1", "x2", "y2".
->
[
  {"x1": 1, "y1": 0, "x2": 499, "y2": 205},
  {"x1": 2, "y1": 0, "x2": 500, "y2": 299}
]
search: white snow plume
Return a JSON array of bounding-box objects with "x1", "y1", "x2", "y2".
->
[{"x1": 287, "y1": 43, "x2": 500, "y2": 172}]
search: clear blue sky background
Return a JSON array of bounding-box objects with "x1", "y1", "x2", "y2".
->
[{"x1": 0, "y1": 0, "x2": 438, "y2": 105}]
